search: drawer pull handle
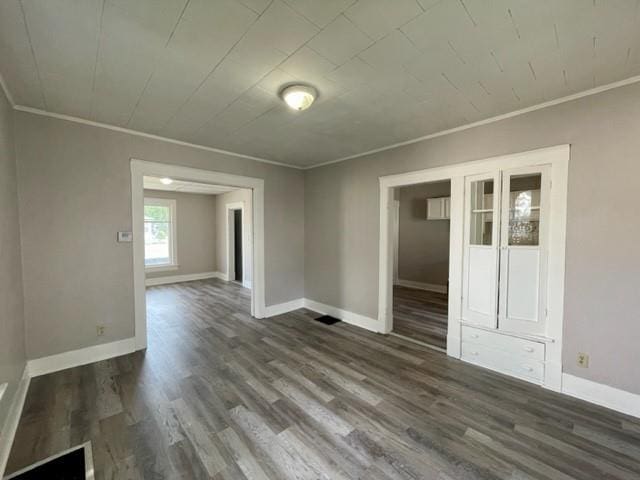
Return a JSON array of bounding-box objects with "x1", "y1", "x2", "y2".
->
[
  {"x1": 471, "y1": 351, "x2": 479, "y2": 356},
  {"x1": 524, "y1": 347, "x2": 534, "y2": 353},
  {"x1": 470, "y1": 334, "x2": 479, "y2": 339},
  {"x1": 523, "y1": 365, "x2": 534, "y2": 372}
]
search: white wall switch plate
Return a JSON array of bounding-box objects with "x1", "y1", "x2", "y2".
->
[{"x1": 117, "y1": 231, "x2": 133, "y2": 242}]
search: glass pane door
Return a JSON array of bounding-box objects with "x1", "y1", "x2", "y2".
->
[
  {"x1": 462, "y1": 172, "x2": 500, "y2": 328},
  {"x1": 498, "y1": 166, "x2": 550, "y2": 336}
]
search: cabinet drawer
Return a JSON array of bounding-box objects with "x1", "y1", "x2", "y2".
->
[
  {"x1": 461, "y1": 342, "x2": 544, "y2": 383},
  {"x1": 461, "y1": 325, "x2": 545, "y2": 361}
]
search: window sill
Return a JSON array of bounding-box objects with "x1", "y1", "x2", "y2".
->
[{"x1": 145, "y1": 264, "x2": 179, "y2": 273}]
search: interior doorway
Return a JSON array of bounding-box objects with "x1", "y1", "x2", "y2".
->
[
  {"x1": 391, "y1": 180, "x2": 451, "y2": 351},
  {"x1": 225, "y1": 201, "x2": 251, "y2": 288},
  {"x1": 234, "y1": 210, "x2": 243, "y2": 282},
  {"x1": 131, "y1": 160, "x2": 266, "y2": 350}
]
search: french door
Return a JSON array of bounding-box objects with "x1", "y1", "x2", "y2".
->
[
  {"x1": 462, "y1": 165, "x2": 550, "y2": 335},
  {"x1": 461, "y1": 172, "x2": 501, "y2": 327}
]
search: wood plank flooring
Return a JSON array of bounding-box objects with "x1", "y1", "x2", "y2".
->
[
  {"x1": 393, "y1": 286, "x2": 448, "y2": 349},
  {"x1": 7, "y1": 279, "x2": 640, "y2": 479}
]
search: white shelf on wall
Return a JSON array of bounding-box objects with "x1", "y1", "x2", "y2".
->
[{"x1": 426, "y1": 197, "x2": 451, "y2": 220}]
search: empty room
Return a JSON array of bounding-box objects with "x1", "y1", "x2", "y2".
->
[{"x1": 1, "y1": 1, "x2": 640, "y2": 479}]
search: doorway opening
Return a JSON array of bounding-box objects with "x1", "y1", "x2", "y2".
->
[
  {"x1": 141, "y1": 176, "x2": 254, "y2": 349},
  {"x1": 131, "y1": 160, "x2": 265, "y2": 350},
  {"x1": 234, "y1": 210, "x2": 242, "y2": 282},
  {"x1": 391, "y1": 180, "x2": 451, "y2": 351},
  {"x1": 225, "y1": 201, "x2": 251, "y2": 289}
]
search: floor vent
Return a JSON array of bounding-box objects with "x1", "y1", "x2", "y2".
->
[
  {"x1": 314, "y1": 315, "x2": 341, "y2": 325},
  {"x1": 6, "y1": 442, "x2": 93, "y2": 480}
]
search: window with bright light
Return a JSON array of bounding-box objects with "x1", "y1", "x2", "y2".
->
[{"x1": 144, "y1": 198, "x2": 177, "y2": 268}]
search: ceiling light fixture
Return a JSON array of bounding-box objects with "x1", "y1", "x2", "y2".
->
[
  {"x1": 281, "y1": 85, "x2": 317, "y2": 111},
  {"x1": 160, "y1": 177, "x2": 173, "y2": 185}
]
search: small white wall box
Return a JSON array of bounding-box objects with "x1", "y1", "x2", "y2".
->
[
  {"x1": 426, "y1": 197, "x2": 451, "y2": 220},
  {"x1": 117, "y1": 231, "x2": 133, "y2": 242}
]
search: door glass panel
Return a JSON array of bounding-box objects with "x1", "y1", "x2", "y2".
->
[
  {"x1": 469, "y1": 179, "x2": 494, "y2": 245},
  {"x1": 508, "y1": 173, "x2": 541, "y2": 245}
]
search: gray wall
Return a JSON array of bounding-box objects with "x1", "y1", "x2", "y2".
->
[
  {"x1": 215, "y1": 188, "x2": 253, "y2": 284},
  {"x1": 305, "y1": 81, "x2": 640, "y2": 395},
  {"x1": 144, "y1": 189, "x2": 217, "y2": 279},
  {"x1": 15, "y1": 112, "x2": 304, "y2": 360},
  {"x1": 0, "y1": 88, "x2": 26, "y2": 432},
  {"x1": 397, "y1": 181, "x2": 450, "y2": 287}
]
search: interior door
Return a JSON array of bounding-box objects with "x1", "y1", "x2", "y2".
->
[
  {"x1": 234, "y1": 209, "x2": 243, "y2": 282},
  {"x1": 498, "y1": 165, "x2": 550, "y2": 335},
  {"x1": 462, "y1": 172, "x2": 501, "y2": 327}
]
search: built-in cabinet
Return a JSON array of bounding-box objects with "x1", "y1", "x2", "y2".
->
[{"x1": 461, "y1": 165, "x2": 552, "y2": 384}]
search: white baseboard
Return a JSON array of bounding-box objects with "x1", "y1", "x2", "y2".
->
[
  {"x1": 265, "y1": 298, "x2": 305, "y2": 317},
  {"x1": 145, "y1": 271, "x2": 223, "y2": 286},
  {"x1": 303, "y1": 299, "x2": 383, "y2": 333},
  {"x1": 396, "y1": 279, "x2": 448, "y2": 294},
  {"x1": 0, "y1": 367, "x2": 30, "y2": 478},
  {"x1": 27, "y1": 338, "x2": 136, "y2": 377},
  {"x1": 243, "y1": 279, "x2": 252, "y2": 289},
  {"x1": 562, "y1": 374, "x2": 640, "y2": 419},
  {"x1": 262, "y1": 297, "x2": 382, "y2": 333},
  {"x1": 446, "y1": 335, "x2": 461, "y2": 358}
]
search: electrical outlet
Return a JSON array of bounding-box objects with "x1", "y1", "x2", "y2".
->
[
  {"x1": 96, "y1": 325, "x2": 106, "y2": 337},
  {"x1": 577, "y1": 352, "x2": 589, "y2": 368}
]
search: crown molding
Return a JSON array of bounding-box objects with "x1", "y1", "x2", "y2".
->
[
  {"x1": 8, "y1": 73, "x2": 640, "y2": 170},
  {"x1": 12, "y1": 105, "x2": 303, "y2": 170},
  {"x1": 304, "y1": 73, "x2": 640, "y2": 170},
  {"x1": 0, "y1": 71, "x2": 15, "y2": 107}
]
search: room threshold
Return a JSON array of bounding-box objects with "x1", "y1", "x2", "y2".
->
[{"x1": 389, "y1": 332, "x2": 446, "y2": 353}]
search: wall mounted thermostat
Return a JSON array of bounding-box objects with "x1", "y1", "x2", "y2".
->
[{"x1": 117, "y1": 231, "x2": 133, "y2": 242}]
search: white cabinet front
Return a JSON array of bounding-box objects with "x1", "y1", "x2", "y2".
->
[
  {"x1": 462, "y1": 166, "x2": 550, "y2": 337},
  {"x1": 498, "y1": 166, "x2": 550, "y2": 336},
  {"x1": 461, "y1": 174, "x2": 500, "y2": 328}
]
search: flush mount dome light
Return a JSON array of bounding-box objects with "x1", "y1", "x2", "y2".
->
[
  {"x1": 281, "y1": 85, "x2": 317, "y2": 111},
  {"x1": 160, "y1": 177, "x2": 173, "y2": 185}
]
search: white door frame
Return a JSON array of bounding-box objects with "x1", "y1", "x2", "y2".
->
[
  {"x1": 226, "y1": 201, "x2": 245, "y2": 285},
  {"x1": 392, "y1": 199, "x2": 400, "y2": 285},
  {"x1": 378, "y1": 144, "x2": 569, "y2": 390},
  {"x1": 131, "y1": 159, "x2": 266, "y2": 350}
]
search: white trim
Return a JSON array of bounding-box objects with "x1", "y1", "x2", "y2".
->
[
  {"x1": 378, "y1": 145, "x2": 569, "y2": 391},
  {"x1": 396, "y1": 279, "x2": 448, "y2": 294},
  {"x1": 0, "y1": 71, "x2": 15, "y2": 107},
  {"x1": 304, "y1": 299, "x2": 382, "y2": 333},
  {"x1": 0, "y1": 367, "x2": 30, "y2": 478},
  {"x1": 11, "y1": 75, "x2": 640, "y2": 171},
  {"x1": 562, "y1": 374, "x2": 640, "y2": 419},
  {"x1": 132, "y1": 159, "x2": 266, "y2": 350},
  {"x1": 265, "y1": 298, "x2": 305, "y2": 317},
  {"x1": 145, "y1": 271, "x2": 223, "y2": 286},
  {"x1": 27, "y1": 338, "x2": 136, "y2": 378},
  {"x1": 144, "y1": 196, "x2": 178, "y2": 270},
  {"x1": 13, "y1": 105, "x2": 302, "y2": 170},
  {"x1": 144, "y1": 264, "x2": 179, "y2": 273},
  {"x1": 308, "y1": 74, "x2": 640, "y2": 169},
  {"x1": 392, "y1": 200, "x2": 400, "y2": 284}
]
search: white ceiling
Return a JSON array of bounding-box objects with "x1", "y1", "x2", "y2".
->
[
  {"x1": 144, "y1": 176, "x2": 238, "y2": 194},
  {"x1": 1, "y1": 0, "x2": 640, "y2": 167}
]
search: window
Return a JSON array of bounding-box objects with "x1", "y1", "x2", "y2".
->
[{"x1": 144, "y1": 198, "x2": 177, "y2": 269}]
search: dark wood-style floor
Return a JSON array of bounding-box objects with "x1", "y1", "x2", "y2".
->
[
  {"x1": 7, "y1": 279, "x2": 640, "y2": 479},
  {"x1": 393, "y1": 285, "x2": 448, "y2": 349}
]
